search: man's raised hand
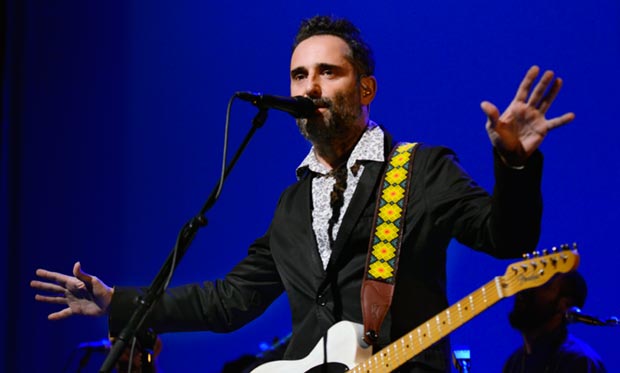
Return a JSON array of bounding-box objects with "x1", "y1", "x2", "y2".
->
[{"x1": 481, "y1": 65, "x2": 575, "y2": 166}]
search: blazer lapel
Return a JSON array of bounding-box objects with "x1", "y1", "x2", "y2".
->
[{"x1": 295, "y1": 173, "x2": 328, "y2": 273}]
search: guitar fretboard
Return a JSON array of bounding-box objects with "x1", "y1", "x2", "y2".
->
[{"x1": 350, "y1": 276, "x2": 505, "y2": 373}]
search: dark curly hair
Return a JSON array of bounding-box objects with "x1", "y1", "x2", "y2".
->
[{"x1": 292, "y1": 15, "x2": 375, "y2": 77}]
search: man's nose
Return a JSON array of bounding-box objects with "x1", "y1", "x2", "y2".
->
[{"x1": 304, "y1": 76, "x2": 321, "y2": 98}]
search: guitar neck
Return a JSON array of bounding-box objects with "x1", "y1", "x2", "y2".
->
[{"x1": 350, "y1": 276, "x2": 505, "y2": 373}]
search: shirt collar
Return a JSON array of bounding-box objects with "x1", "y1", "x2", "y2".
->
[{"x1": 296, "y1": 121, "x2": 385, "y2": 180}]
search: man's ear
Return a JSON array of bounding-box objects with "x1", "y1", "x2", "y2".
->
[{"x1": 360, "y1": 75, "x2": 377, "y2": 106}]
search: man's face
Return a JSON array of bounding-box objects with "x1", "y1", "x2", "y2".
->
[
  {"x1": 290, "y1": 35, "x2": 365, "y2": 144},
  {"x1": 509, "y1": 276, "x2": 563, "y2": 331}
]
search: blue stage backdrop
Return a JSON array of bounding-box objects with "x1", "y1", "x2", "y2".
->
[{"x1": 3, "y1": 1, "x2": 619, "y2": 372}]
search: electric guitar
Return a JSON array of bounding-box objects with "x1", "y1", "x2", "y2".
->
[{"x1": 251, "y1": 246, "x2": 580, "y2": 373}]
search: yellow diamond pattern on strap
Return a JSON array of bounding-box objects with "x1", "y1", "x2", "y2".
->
[
  {"x1": 385, "y1": 167, "x2": 407, "y2": 184},
  {"x1": 378, "y1": 203, "x2": 402, "y2": 223},
  {"x1": 372, "y1": 241, "x2": 396, "y2": 261},
  {"x1": 390, "y1": 143, "x2": 414, "y2": 166},
  {"x1": 368, "y1": 260, "x2": 395, "y2": 279},
  {"x1": 366, "y1": 142, "x2": 417, "y2": 283},
  {"x1": 381, "y1": 185, "x2": 405, "y2": 204},
  {"x1": 375, "y1": 222, "x2": 399, "y2": 242}
]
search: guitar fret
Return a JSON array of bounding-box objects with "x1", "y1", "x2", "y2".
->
[
  {"x1": 357, "y1": 361, "x2": 365, "y2": 373},
  {"x1": 481, "y1": 285, "x2": 487, "y2": 304},
  {"x1": 390, "y1": 344, "x2": 399, "y2": 369},
  {"x1": 426, "y1": 321, "x2": 432, "y2": 339},
  {"x1": 381, "y1": 346, "x2": 388, "y2": 370},
  {"x1": 468, "y1": 295, "x2": 474, "y2": 312},
  {"x1": 494, "y1": 277, "x2": 502, "y2": 298}
]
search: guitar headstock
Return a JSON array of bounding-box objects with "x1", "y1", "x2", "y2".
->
[{"x1": 501, "y1": 243, "x2": 580, "y2": 297}]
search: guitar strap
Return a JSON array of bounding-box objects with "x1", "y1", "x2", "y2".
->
[{"x1": 361, "y1": 142, "x2": 418, "y2": 345}]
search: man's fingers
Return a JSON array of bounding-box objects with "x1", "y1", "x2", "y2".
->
[
  {"x1": 547, "y1": 112, "x2": 575, "y2": 130},
  {"x1": 35, "y1": 294, "x2": 68, "y2": 305},
  {"x1": 35, "y1": 268, "x2": 72, "y2": 286},
  {"x1": 514, "y1": 65, "x2": 540, "y2": 102},
  {"x1": 30, "y1": 280, "x2": 66, "y2": 294},
  {"x1": 527, "y1": 70, "x2": 554, "y2": 107},
  {"x1": 48, "y1": 308, "x2": 74, "y2": 321},
  {"x1": 538, "y1": 78, "x2": 563, "y2": 114}
]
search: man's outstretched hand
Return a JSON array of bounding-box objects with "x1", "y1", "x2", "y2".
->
[
  {"x1": 482, "y1": 65, "x2": 575, "y2": 166},
  {"x1": 31, "y1": 262, "x2": 113, "y2": 320}
]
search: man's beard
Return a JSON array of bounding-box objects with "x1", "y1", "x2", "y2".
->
[
  {"x1": 295, "y1": 88, "x2": 363, "y2": 144},
  {"x1": 508, "y1": 293, "x2": 561, "y2": 331}
]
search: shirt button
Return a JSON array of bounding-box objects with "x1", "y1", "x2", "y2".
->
[{"x1": 316, "y1": 294, "x2": 327, "y2": 306}]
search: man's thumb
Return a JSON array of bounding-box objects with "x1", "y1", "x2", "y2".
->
[
  {"x1": 73, "y1": 261, "x2": 93, "y2": 283},
  {"x1": 480, "y1": 101, "x2": 499, "y2": 127}
]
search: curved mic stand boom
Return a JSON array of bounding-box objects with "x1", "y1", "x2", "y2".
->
[{"x1": 98, "y1": 104, "x2": 270, "y2": 373}]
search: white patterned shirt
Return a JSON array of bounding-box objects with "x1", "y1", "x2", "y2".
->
[{"x1": 296, "y1": 122, "x2": 385, "y2": 269}]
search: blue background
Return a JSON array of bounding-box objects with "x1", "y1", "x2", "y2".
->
[{"x1": 2, "y1": 1, "x2": 619, "y2": 372}]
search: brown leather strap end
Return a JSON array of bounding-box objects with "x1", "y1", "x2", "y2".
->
[{"x1": 361, "y1": 280, "x2": 394, "y2": 345}]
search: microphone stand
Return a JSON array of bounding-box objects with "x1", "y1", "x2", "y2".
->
[{"x1": 99, "y1": 107, "x2": 270, "y2": 372}]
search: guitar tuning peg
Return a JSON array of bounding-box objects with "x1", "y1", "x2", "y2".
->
[
  {"x1": 542, "y1": 249, "x2": 548, "y2": 255},
  {"x1": 572, "y1": 242, "x2": 578, "y2": 251},
  {"x1": 560, "y1": 243, "x2": 568, "y2": 250},
  {"x1": 533, "y1": 250, "x2": 541, "y2": 257},
  {"x1": 551, "y1": 246, "x2": 558, "y2": 253},
  {"x1": 522, "y1": 253, "x2": 531, "y2": 260},
  {"x1": 511, "y1": 266, "x2": 519, "y2": 274}
]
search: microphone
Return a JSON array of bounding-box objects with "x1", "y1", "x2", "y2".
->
[
  {"x1": 75, "y1": 339, "x2": 112, "y2": 370},
  {"x1": 565, "y1": 307, "x2": 612, "y2": 326},
  {"x1": 235, "y1": 92, "x2": 317, "y2": 118},
  {"x1": 77, "y1": 339, "x2": 112, "y2": 352}
]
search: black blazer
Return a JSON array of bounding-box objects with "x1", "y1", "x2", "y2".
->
[{"x1": 110, "y1": 131, "x2": 543, "y2": 372}]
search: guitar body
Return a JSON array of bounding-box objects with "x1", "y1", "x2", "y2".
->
[{"x1": 250, "y1": 321, "x2": 371, "y2": 373}]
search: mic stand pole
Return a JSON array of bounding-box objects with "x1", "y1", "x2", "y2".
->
[{"x1": 99, "y1": 108, "x2": 270, "y2": 373}]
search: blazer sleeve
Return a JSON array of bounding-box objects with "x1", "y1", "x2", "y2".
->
[
  {"x1": 421, "y1": 146, "x2": 543, "y2": 258},
  {"x1": 108, "y1": 227, "x2": 285, "y2": 336}
]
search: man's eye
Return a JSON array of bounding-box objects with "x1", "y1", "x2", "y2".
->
[
  {"x1": 293, "y1": 74, "x2": 306, "y2": 81},
  {"x1": 322, "y1": 69, "x2": 334, "y2": 76}
]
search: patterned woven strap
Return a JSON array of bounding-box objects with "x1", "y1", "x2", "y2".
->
[{"x1": 361, "y1": 142, "x2": 418, "y2": 345}]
